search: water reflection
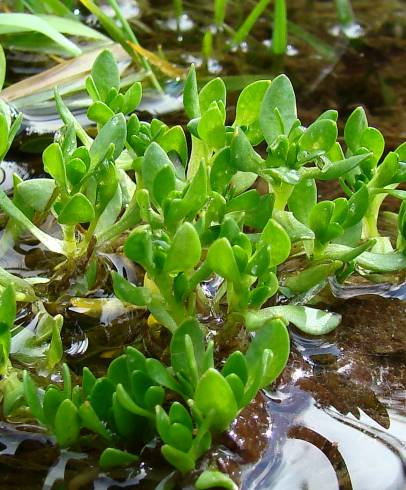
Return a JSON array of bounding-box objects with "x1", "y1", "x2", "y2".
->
[{"x1": 241, "y1": 294, "x2": 406, "y2": 490}]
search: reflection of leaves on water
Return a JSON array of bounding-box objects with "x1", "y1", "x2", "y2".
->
[
  {"x1": 288, "y1": 425, "x2": 353, "y2": 490},
  {"x1": 298, "y1": 373, "x2": 390, "y2": 429}
]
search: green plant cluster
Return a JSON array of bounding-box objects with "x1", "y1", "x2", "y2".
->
[
  {"x1": 0, "y1": 48, "x2": 405, "y2": 486},
  {"x1": 21, "y1": 318, "x2": 287, "y2": 478}
]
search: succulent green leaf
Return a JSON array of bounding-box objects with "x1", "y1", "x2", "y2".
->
[
  {"x1": 207, "y1": 238, "x2": 241, "y2": 283},
  {"x1": 260, "y1": 74, "x2": 297, "y2": 145},
  {"x1": 195, "y1": 470, "x2": 238, "y2": 490},
  {"x1": 107, "y1": 354, "x2": 130, "y2": 391},
  {"x1": 142, "y1": 142, "x2": 176, "y2": 206},
  {"x1": 82, "y1": 367, "x2": 97, "y2": 399},
  {"x1": 285, "y1": 261, "x2": 343, "y2": 294},
  {"x1": 299, "y1": 119, "x2": 337, "y2": 153},
  {"x1": 260, "y1": 218, "x2": 291, "y2": 266},
  {"x1": 344, "y1": 107, "x2": 368, "y2": 152},
  {"x1": 91, "y1": 50, "x2": 120, "y2": 102},
  {"x1": 78, "y1": 401, "x2": 112, "y2": 441},
  {"x1": 123, "y1": 81, "x2": 142, "y2": 114},
  {"x1": 168, "y1": 422, "x2": 193, "y2": 452},
  {"x1": 360, "y1": 127, "x2": 385, "y2": 167},
  {"x1": 318, "y1": 153, "x2": 370, "y2": 180},
  {"x1": 230, "y1": 127, "x2": 263, "y2": 172},
  {"x1": 43, "y1": 143, "x2": 67, "y2": 190},
  {"x1": 234, "y1": 80, "x2": 270, "y2": 144},
  {"x1": 99, "y1": 448, "x2": 138, "y2": 470},
  {"x1": 356, "y1": 250, "x2": 406, "y2": 272},
  {"x1": 274, "y1": 211, "x2": 315, "y2": 242},
  {"x1": 157, "y1": 126, "x2": 188, "y2": 167},
  {"x1": 144, "y1": 385, "x2": 165, "y2": 410},
  {"x1": 244, "y1": 305, "x2": 341, "y2": 335},
  {"x1": 15, "y1": 179, "x2": 56, "y2": 212},
  {"x1": 47, "y1": 323, "x2": 63, "y2": 369},
  {"x1": 170, "y1": 319, "x2": 205, "y2": 381},
  {"x1": 43, "y1": 387, "x2": 66, "y2": 428},
  {"x1": 309, "y1": 201, "x2": 335, "y2": 243},
  {"x1": 183, "y1": 64, "x2": 200, "y2": 119},
  {"x1": 199, "y1": 77, "x2": 226, "y2": 114},
  {"x1": 54, "y1": 399, "x2": 80, "y2": 447},
  {"x1": 90, "y1": 113, "x2": 127, "y2": 165},
  {"x1": 343, "y1": 184, "x2": 369, "y2": 228},
  {"x1": 225, "y1": 373, "x2": 245, "y2": 407},
  {"x1": 198, "y1": 104, "x2": 226, "y2": 149},
  {"x1": 164, "y1": 222, "x2": 202, "y2": 273},
  {"x1": 66, "y1": 158, "x2": 87, "y2": 186},
  {"x1": 169, "y1": 402, "x2": 193, "y2": 431},
  {"x1": 116, "y1": 383, "x2": 153, "y2": 419},
  {"x1": 222, "y1": 352, "x2": 248, "y2": 385},
  {"x1": 87, "y1": 101, "x2": 115, "y2": 125},
  {"x1": 145, "y1": 358, "x2": 184, "y2": 396},
  {"x1": 288, "y1": 178, "x2": 317, "y2": 225},
  {"x1": 316, "y1": 109, "x2": 338, "y2": 122},
  {"x1": 23, "y1": 371, "x2": 46, "y2": 426},
  {"x1": 161, "y1": 445, "x2": 195, "y2": 474},
  {"x1": 194, "y1": 368, "x2": 238, "y2": 433},
  {"x1": 124, "y1": 227, "x2": 155, "y2": 274},
  {"x1": 112, "y1": 271, "x2": 152, "y2": 306},
  {"x1": 89, "y1": 377, "x2": 115, "y2": 421},
  {"x1": 57, "y1": 193, "x2": 95, "y2": 225},
  {"x1": 245, "y1": 319, "x2": 289, "y2": 388}
]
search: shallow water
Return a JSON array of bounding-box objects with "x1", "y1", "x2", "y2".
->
[{"x1": 241, "y1": 295, "x2": 406, "y2": 490}]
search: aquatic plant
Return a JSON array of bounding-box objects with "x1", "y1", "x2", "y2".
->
[
  {"x1": 0, "y1": 48, "x2": 405, "y2": 487},
  {"x1": 21, "y1": 318, "x2": 287, "y2": 481},
  {"x1": 232, "y1": 0, "x2": 287, "y2": 56}
]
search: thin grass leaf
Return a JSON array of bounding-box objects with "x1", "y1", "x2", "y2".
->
[
  {"x1": 23, "y1": 0, "x2": 74, "y2": 18},
  {"x1": 38, "y1": 15, "x2": 108, "y2": 41},
  {"x1": 272, "y1": 0, "x2": 287, "y2": 56},
  {"x1": 0, "y1": 13, "x2": 81, "y2": 57},
  {"x1": 232, "y1": 0, "x2": 271, "y2": 45}
]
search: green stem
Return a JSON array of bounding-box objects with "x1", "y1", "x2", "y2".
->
[
  {"x1": 272, "y1": 0, "x2": 287, "y2": 57},
  {"x1": 273, "y1": 182, "x2": 293, "y2": 211},
  {"x1": 63, "y1": 225, "x2": 77, "y2": 257},
  {"x1": 96, "y1": 196, "x2": 141, "y2": 245},
  {"x1": 188, "y1": 261, "x2": 212, "y2": 293},
  {"x1": 232, "y1": 0, "x2": 271, "y2": 45},
  {"x1": 214, "y1": 0, "x2": 228, "y2": 28},
  {"x1": 80, "y1": 0, "x2": 163, "y2": 94},
  {"x1": 106, "y1": 0, "x2": 164, "y2": 94},
  {"x1": 156, "y1": 274, "x2": 186, "y2": 325},
  {"x1": 335, "y1": 0, "x2": 355, "y2": 27}
]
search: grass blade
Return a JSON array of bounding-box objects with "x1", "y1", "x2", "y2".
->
[
  {"x1": 272, "y1": 0, "x2": 287, "y2": 56},
  {"x1": 0, "y1": 13, "x2": 81, "y2": 56},
  {"x1": 232, "y1": 0, "x2": 271, "y2": 45}
]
